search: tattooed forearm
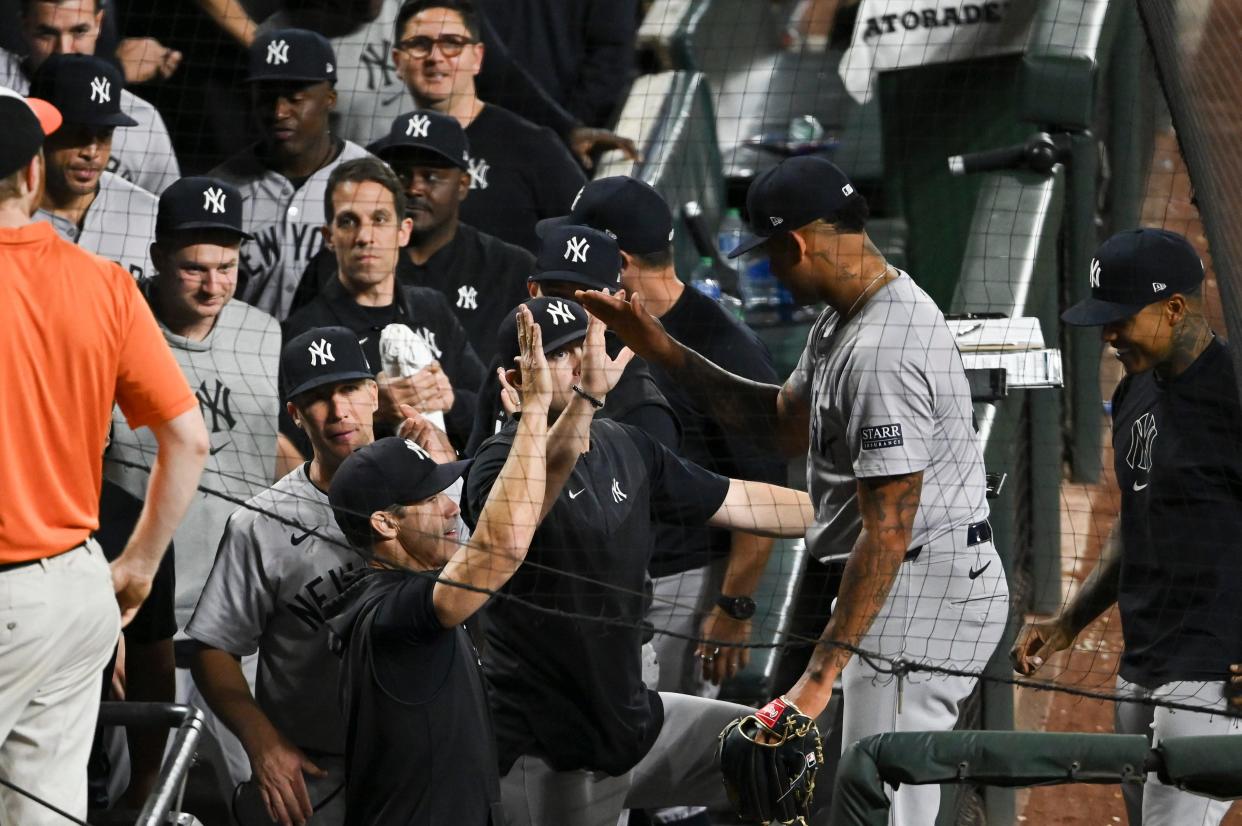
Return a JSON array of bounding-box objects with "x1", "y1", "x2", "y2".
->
[
  {"x1": 668, "y1": 343, "x2": 787, "y2": 451},
  {"x1": 807, "y1": 471, "x2": 924, "y2": 678}
]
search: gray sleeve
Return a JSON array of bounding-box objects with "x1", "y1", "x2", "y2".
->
[
  {"x1": 185, "y1": 511, "x2": 276, "y2": 657},
  {"x1": 842, "y1": 345, "x2": 935, "y2": 479},
  {"x1": 785, "y1": 336, "x2": 814, "y2": 405}
]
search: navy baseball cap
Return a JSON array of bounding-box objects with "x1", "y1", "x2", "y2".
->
[
  {"x1": 247, "y1": 29, "x2": 337, "y2": 84},
  {"x1": 157, "y1": 177, "x2": 254, "y2": 240},
  {"x1": 0, "y1": 86, "x2": 61, "y2": 177},
  {"x1": 496, "y1": 297, "x2": 590, "y2": 371},
  {"x1": 728, "y1": 156, "x2": 860, "y2": 259},
  {"x1": 330, "y1": 436, "x2": 472, "y2": 550},
  {"x1": 28, "y1": 55, "x2": 138, "y2": 128},
  {"x1": 281, "y1": 327, "x2": 375, "y2": 401},
  {"x1": 368, "y1": 110, "x2": 469, "y2": 170},
  {"x1": 536, "y1": 176, "x2": 674, "y2": 255},
  {"x1": 1062, "y1": 229, "x2": 1205, "y2": 326},
  {"x1": 530, "y1": 225, "x2": 622, "y2": 291}
]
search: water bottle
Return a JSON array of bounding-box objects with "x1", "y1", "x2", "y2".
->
[
  {"x1": 717, "y1": 208, "x2": 746, "y2": 263},
  {"x1": 740, "y1": 253, "x2": 780, "y2": 327},
  {"x1": 689, "y1": 257, "x2": 722, "y2": 301}
]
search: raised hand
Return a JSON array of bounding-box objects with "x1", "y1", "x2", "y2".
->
[
  {"x1": 578, "y1": 309, "x2": 635, "y2": 399},
  {"x1": 396, "y1": 403, "x2": 456, "y2": 463},
  {"x1": 516, "y1": 305, "x2": 553, "y2": 411},
  {"x1": 575, "y1": 289, "x2": 677, "y2": 367}
]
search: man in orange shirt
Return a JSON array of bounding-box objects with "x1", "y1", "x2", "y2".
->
[{"x1": 0, "y1": 85, "x2": 208, "y2": 825}]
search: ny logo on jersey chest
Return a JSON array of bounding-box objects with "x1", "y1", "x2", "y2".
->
[
  {"x1": 196, "y1": 379, "x2": 236, "y2": 433},
  {"x1": 1126, "y1": 412, "x2": 1157, "y2": 473},
  {"x1": 467, "y1": 156, "x2": 490, "y2": 189},
  {"x1": 456, "y1": 285, "x2": 478, "y2": 310}
]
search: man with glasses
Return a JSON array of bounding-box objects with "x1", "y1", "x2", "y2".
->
[
  {"x1": 211, "y1": 28, "x2": 371, "y2": 322},
  {"x1": 392, "y1": 0, "x2": 585, "y2": 252}
]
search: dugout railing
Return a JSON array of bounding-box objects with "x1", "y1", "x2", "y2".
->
[
  {"x1": 829, "y1": 730, "x2": 1242, "y2": 826},
  {"x1": 90, "y1": 702, "x2": 204, "y2": 826}
]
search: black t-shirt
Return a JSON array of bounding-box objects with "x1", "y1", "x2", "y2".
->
[
  {"x1": 96, "y1": 479, "x2": 176, "y2": 645},
  {"x1": 1111, "y1": 339, "x2": 1242, "y2": 687},
  {"x1": 464, "y1": 418, "x2": 729, "y2": 775},
  {"x1": 647, "y1": 287, "x2": 787, "y2": 575},
  {"x1": 282, "y1": 278, "x2": 486, "y2": 447},
  {"x1": 394, "y1": 224, "x2": 534, "y2": 365},
  {"x1": 459, "y1": 105, "x2": 586, "y2": 253},
  {"x1": 326, "y1": 567, "x2": 503, "y2": 826},
  {"x1": 465, "y1": 337, "x2": 678, "y2": 457}
]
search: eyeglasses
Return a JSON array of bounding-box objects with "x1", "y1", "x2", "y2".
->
[{"x1": 396, "y1": 34, "x2": 476, "y2": 58}]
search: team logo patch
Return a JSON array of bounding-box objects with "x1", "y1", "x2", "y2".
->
[
  {"x1": 203, "y1": 186, "x2": 227, "y2": 214},
  {"x1": 564, "y1": 236, "x2": 590, "y2": 263},
  {"x1": 266, "y1": 39, "x2": 289, "y2": 65},
  {"x1": 1089, "y1": 258, "x2": 1101, "y2": 289},
  {"x1": 860, "y1": 423, "x2": 904, "y2": 450},
  {"x1": 1152, "y1": 281, "x2": 1167, "y2": 293},
  {"x1": 90, "y1": 75, "x2": 111, "y2": 104}
]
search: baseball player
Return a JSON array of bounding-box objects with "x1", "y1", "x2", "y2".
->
[
  {"x1": 210, "y1": 28, "x2": 371, "y2": 321},
  {"x1": 187, "y1": 327, "x2": 386, "y2": 826},
  {"x1": 103, "y1": 175, "x2": 281, "y2": 632},
  {"x1": 322, "y1": 304, "x2": 551, "y2": 826},
  {"x1": 283, "y1": 156, "x2": 486, "y2": 448},
  {"x1": 580, "y1": 156, "x2": 1009, "y2": 826},
  {"x1": 466, "y1": 297, "x2": 815, "y2": 826},
  {"x1": 1013, "y1": 229, "x2": 1242, "y2": 826},
  {"x1": 0, "y1": 85, "x2": 206, "y2": 826},
  {"x1": 392, "y1": 0, "x2": 586, "y2": 252},
  {"x1": 2, "y1": 0, "x2": 182, "y2": 193},
  {"x1": 540, "y1": 177, "x2": 787, "y2": 701},
  {"x1": 28, "y1": 54, "x2": 157, "y2": 279}
]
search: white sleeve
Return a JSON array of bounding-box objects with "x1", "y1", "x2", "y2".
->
[
  {"x1": 185, "y1": 510, "x2": 276, "y2": 657},
  {"x1": 843, "y1": 343, "x2": 935, "y2": 479}
]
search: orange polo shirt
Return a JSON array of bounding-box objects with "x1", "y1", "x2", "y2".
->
[{"x1": 0, "y1": 221, "x2": 196, "y2": 562}]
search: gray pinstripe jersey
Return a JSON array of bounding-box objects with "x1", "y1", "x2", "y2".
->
[
  {"x1": 105, "y1": 299, "x2": 282, "y2": 628},
  {"x1": 186, "y1": 465, "x2": 362, "y2": 754},
  {"x1": 35, "y1": 171, "x2": 157, "y2": 279},
  {"x1": 1, "y1": 49, "x2": 181, "y2": 194},
  {"x1": 263, "y1": 0, "x2": 407, "y2": 147},
  {"x1": 210, "y1": 140, "x2": 372, "y2": 321},
  {"x1": 789, "y1": 272, "x2": 988, "y2": 560}
]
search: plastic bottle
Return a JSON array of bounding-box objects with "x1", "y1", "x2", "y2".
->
[
  {"x1": 689, "y1": 257, "x2": 722, "y2": 301},
  {"x1": 717, "y1": 208, "x2": 746, "y2": 263},
  {"x1": 740, "y1": 253, "x2": 780, "y2": 327}
]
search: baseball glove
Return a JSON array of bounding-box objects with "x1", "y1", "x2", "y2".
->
[{"x1": 717, "y1": 696, "x2": 825, "y2": 825}]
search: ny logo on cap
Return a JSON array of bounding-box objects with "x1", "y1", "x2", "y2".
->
[
  {"x1": 770, "y1": 216, "x2": 784, "y2": 227},
  {"x1": 1089, "y1": 258, "x2": 1101, "y2": 289},
  {"x1": 1152, "y1": 281, "x2": 1167, "y2": 293},
  {"x1": 203, "y1": 187, "x2": 227, "y2": 214},
  {"x1": 404, "y1": 439, "x2": 430, "y2": 461},
  {"x1": 266, "y1": 39, "x2": 290, "y2": 65},
  {"x1": 405, "y1": 114, "x2": 430, "y2": 138},
  {"x1": 570, "y1": 185, "x2": 584, "y2": 210},
  {"x1": 308, "y1": 338, "x2": 334, "y2": 366},
  {"x1": 564, "y1": 236, "x2": 590, "y2": 263},
  {"x1": 326, "y1": 62, "x2": 334, "y2": 73},
  {"x1": 546, "y1": 300, "x2": 575, "y2": 326},
  {"x1": 90, "y1": 76, "x2": 110, "y2": 104}
]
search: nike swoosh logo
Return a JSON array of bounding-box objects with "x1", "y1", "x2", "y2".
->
[
  {"x1": 290, "y1": 532, "x2": 312, "y2": 546},
  {"x1": 968, "y1": 561, "x2": 991, "y2": 580},
  {"x1": 568, "y1": 489, "x2": 584, "y2": 499},
  {"x1": 209, "y1": 441, "x2": 230, "y2": 456},
  {"x1": 1132, "y1": 481, "x2": 1148, "y2": 491}
]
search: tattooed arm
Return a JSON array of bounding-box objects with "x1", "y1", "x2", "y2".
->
[
  {"x1": 576, "y1": 289, "x2": 810, "y2": 457},
  {"x1": 783, "y1": 471, "x2": 924, "y2": 717}
]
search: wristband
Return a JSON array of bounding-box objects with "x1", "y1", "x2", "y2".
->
[{"x1": 571, "y1": 384, "x2": 605, "y2": 409}]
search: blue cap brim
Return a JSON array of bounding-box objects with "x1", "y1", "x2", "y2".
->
[
  {"x1": 284, "y1": 369, "x2": 376, "y2": 402},
  {"x1": 726, "y1": 231, "x2": 772, "y2": 260}
]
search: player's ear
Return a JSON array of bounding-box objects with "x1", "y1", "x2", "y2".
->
[
  {"x1": 472, "y1": 42, "x2": 484, "y2": 75},
  {"x1": 398, "y1": 215, "x2": 413, "y2": 247},
  {"x1": 320, "y1": 222, "x2": 333, "y2": 249},
  {"x1": 370, "y1": 509, "x2": 399, "y2": 540},
  {"x1": 527, "y1": 281, "x2": 540, "y2": 299},
  {"x1": 286, "y1": 401, "x2": 302, "y2": 428},
  {"x1": 455, "y1": 169, "x2": 470, "y2": 202}
]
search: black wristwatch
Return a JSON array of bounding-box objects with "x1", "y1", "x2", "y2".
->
[{"x1": 716, "y1": 594, "x2": 756, "y2": 620}]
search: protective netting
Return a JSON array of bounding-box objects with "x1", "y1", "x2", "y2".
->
[{"x1": 4, "y1": 1, "x2": 1242, "y2": 824}]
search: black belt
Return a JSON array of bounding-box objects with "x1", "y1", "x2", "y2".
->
[{"x1": 904, "y1": 520, "x2": 991, "y2": 563}]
